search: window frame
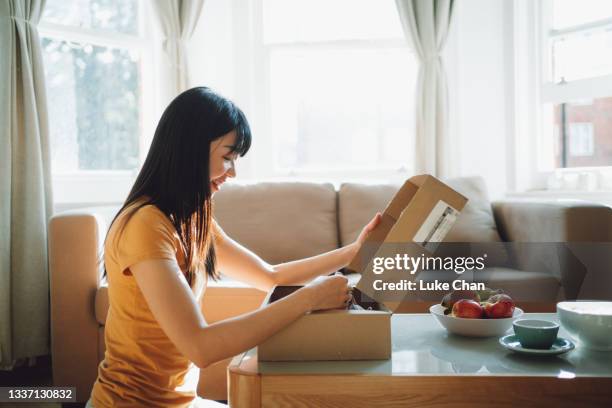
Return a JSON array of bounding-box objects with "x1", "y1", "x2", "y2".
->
[
  {"x1": 246, "y1": 0, "x2": 415, "y2": 182},
  {"x1": 540, "y1": 0, "x2": 612, "y2": 174},
  {"x1": 540, "y1": 2, "x2": 612, "y2": 105},
  {"x1": 39, "y1": 0, "x2": 157, "y2": 205},
  {"x1": 513, "y1": 0, "x2": 612, "y2": 193}
]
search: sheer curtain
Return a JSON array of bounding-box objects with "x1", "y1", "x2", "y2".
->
[
  {"x1": 151, "y1": 0, "x2": 206, "y2": 102},
  {"x1": 395, "y1": 0, "x2": 455, "y2": 177},
  {"x1": 0, "y1": 0, "x2": 53, "y2": 368}
]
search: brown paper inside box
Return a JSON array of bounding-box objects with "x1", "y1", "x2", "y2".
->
[{"x1": 257, "y1": 174, "x2": 468, "y2": 362}]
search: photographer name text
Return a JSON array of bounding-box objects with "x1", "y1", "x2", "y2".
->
[{"x1": 373, "y1": 279, "x2": 485, "y2": 292}]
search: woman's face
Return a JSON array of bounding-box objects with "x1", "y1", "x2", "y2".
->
[{"x1": 209, "y1": 130, "x2": 238, "y2": 193}]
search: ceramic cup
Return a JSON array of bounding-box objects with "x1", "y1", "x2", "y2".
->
[{"x1": 512, "y1": 319, "x2": 560, "y2": 349}]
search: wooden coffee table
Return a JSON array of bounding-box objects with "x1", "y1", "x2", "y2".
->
[{"x1": 228, "y1": 313, "x2": 612, "y2": 407}]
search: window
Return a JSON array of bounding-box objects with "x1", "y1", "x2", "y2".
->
[
  {"x1": 553, "y1": 100, "x2": 611, "y2": 167},
  {"x1": 256, "y1": 0, "x2": 416, "y2": 176},
  {"x1": 40, "y1": 0, "x2": 154, "y2": 202},
  {"x1": 540, "y1": 0, "x2": 612, "y2": 170}
]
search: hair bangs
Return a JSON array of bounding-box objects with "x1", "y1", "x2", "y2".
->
[{"x1": 229, "y1": 108, "x2": 252, "y2": 157}]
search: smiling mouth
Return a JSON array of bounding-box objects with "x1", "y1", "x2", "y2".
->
[{"x1": 211, "y1": 177, "x2": 225, "y2": 191}]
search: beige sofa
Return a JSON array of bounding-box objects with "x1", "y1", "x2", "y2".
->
[{"x1": 48, "y1": 177, "x2": 612, "y2": 402}]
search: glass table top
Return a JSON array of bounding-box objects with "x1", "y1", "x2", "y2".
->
[{"x1": 247, "y1": 313, "x2": 612, "y2": 378}]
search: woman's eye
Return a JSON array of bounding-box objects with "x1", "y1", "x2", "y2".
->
[{"x1": 223, "y1": 156, "x2": 232, "y2": 162}]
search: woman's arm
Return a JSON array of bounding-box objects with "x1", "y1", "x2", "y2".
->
[
  {"x1": 213, "y1": 234, "x2": 277, "y2": 291},
  {"x1": 271, "y1": 245, "x2": 356, "y2": 286},
  {"x1": 216, "y1": 213, "x2": 382, "y2": 291},
  {"x1": 131, "y1": 259, "x2": 350, "y2": 369},
  {"x1": 215, "y1": 233, "x2": 355, "y2": 291}
]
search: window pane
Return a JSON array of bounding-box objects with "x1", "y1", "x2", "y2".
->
[
  {"x1": 551, "y1": 30, "x2": 612, "y2": 82},
  {"x1": 553, "y1": 97, "x2": 612, "y2": 168},
  {"x1": 43, "y1": 0, "x2": 139, "y2": 35},
  {"x1": 263, "y1": 0, "x2": 403, "y2": 44},
  {"x1": 42, "y1": 38, "x2": 141, "y2": 172},
  {"x1": 270, "y1": 48, "x2": 416, "y2": 171},
  {"x1": 552, "y1": 0, "x2": 612, "y2": 29}
]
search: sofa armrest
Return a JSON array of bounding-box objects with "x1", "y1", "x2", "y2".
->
[
  {"x1": 492, "y1": 199, "x2": 612, "y2": 242},
  {"x1": 49, "y1": 211, "x2": 106, "y2": 402},
  {"x1": 198, "y1": 285, "x2": 266, "y2": 401},
  {"x1": 492, "y1": 199, "x2": 612, "y2": 300}
]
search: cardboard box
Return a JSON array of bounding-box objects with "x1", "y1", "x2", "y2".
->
[
  {"x1": 349, "y1": 174, "x2": 468, "y2": 309},
  {"x1": 257, "y1": 174, "x2": 467, "y2": 361},
  {"x1": 258, "y1": 286, "x2": 391, "y2": 361}
]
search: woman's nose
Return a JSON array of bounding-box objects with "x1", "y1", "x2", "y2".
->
[{"x1": 227, "y1": 160, "x2": 236, "y2": 178}]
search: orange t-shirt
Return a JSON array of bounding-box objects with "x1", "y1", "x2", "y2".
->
[{"x1": 91, "y1": 202, "x2": 219, "y2": 408}]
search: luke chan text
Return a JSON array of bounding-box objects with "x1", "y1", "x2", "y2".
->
[{"x1": 373, "y1": 279, "x2": 485, "y2": 291}]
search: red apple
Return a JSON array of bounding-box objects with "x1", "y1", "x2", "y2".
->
[
  {"x1": 452, "y1": 299, "x2": 484, "y2": 319},
  {"x1": 483, "y1": 294, "x2": 515, "y2": 318},
  {"x1": 441, "y1": 290, "x2": 480, "y2": 309}
]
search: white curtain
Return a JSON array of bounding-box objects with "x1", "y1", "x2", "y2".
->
[
  {"x1": 151, "y1": 0, "x2": 205, "y2": 100},
  {"x1": 395, "y1": 0, "x2": 455, "y2": 177},
  {"x1": 0, "y1": 0, "x2": 53, "y2": 368}
]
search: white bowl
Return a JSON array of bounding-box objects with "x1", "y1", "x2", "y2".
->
[
  {"x1": 430, "y1": 304, "x2": 524, "y2": 337},
  {"x1": 557, "y1": 301, "x2": 612, "y2": 351}
]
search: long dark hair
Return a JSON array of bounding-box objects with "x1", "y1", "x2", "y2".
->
[{"x1": 103, "y1": 87, "x2": 251, "y2": 286}]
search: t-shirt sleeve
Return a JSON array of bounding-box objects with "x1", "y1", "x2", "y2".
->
[{"x1": 113, "y1": 206, "x2": 178, "y2": 275}]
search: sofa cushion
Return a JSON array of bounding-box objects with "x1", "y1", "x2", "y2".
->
[
  {"x1": 475, "y1": 267, "x2": 560, "y2": 301},
  {"x1": 98, "y1": 326, "x2": 106, "y2": 363},
  {"x1": 338, "y1": 183, "x2": 399, "y2": 247},
  {"x1": 442, "y1": 177, "x2": 503, "y2": 244},
  {"x1": 415, "y1": 267, "x2": 561, "y2": 303},
  {"x1": 338, "y1": 177, "x2": 508, "y2": 265},
  {"x1": 441, "y1": 177, "x2": 509, "y2": 266},
  {"x1": 95, "y1": 284, "x2": 109, "y2": 325},
  {"x1": 213, "y1": 182, "x2": 339, "y2": 264}
]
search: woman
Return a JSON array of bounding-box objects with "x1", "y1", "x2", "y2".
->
[{"x1": 88, "y1": 87, "x2": 381, "y2": 407}]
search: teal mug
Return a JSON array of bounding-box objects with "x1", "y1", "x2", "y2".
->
[{"x1": 513, "y1": 319, "x2": 559, "y2": 349}]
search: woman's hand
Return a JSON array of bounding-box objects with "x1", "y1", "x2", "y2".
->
[
  {"x1": 350, "y1": 212, "x2": 382, "y2": 258},
  {"x1": 303, "y1": 274, "x2": 350, "y2": 311}
]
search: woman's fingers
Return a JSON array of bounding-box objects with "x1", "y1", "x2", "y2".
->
[
  {"x1": 358, "y1": 213, "x2": 382, "y2": 245},
  {"x1": 344, "y1": 287, "x2": 354, "y2": 308},
  {"x1": 306, "y1": 274, "x2": 354, "y2": 311},
  {"x1": 367, "y1": 212, "x2": 382, "y2": 231}
]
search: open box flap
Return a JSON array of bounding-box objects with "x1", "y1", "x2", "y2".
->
[
  {"x1": 346, "y1": 179, "x2": 419, "y2": 274},
  {"x1": 350, "y1": 175, "x2": 468, "y2": 313}
]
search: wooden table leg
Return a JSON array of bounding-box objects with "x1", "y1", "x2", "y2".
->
[{"x1": 227, "y1": 353, "x2": 261, "y2": 408}]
